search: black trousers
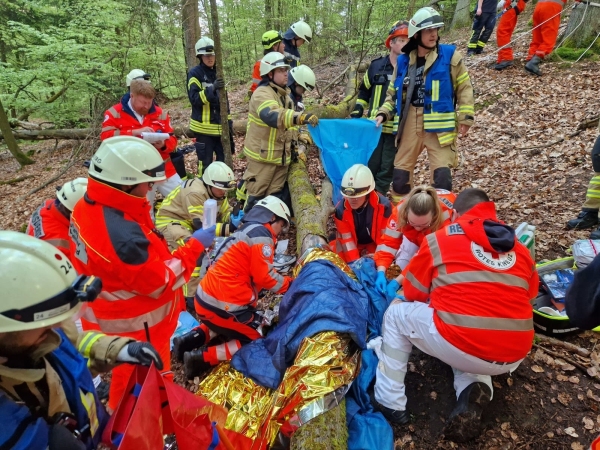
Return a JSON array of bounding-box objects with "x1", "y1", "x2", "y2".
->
[
  {"x1": 193, "y1": 132, "x2": 235, "y2": 175},
  {"x1": 468, "y1": 12, "x2": 497, "y2": 51}
]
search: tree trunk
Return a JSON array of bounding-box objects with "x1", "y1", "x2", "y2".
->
[
  {"x1": 0, "y1": 97, "x2": 34, "y2": 167},
  {"x1": 290, "y1": 399, "x2": 347, "y2": 450},
  {"x1": 562, "y1": 2, "x2": 600, "y2": 48},
  {"x1": 182, "y1": 0, "x2": 201, "y2": 70},
  {"x1": 208, "y1": 0, "x2": 233, "y2": 168},
  {"x1": 450, "y1": 0, "x2": 471, "y2": 29},
  {"x1": 265, "y1": 0, "x2": 273, "y2": 30}
]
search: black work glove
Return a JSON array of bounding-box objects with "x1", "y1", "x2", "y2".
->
[
  {"x1": 117, "y1": 342, "x2": 164, "y2": 370},
  {"x1": 350, "y1": 104, "x2": 364, "y2": 118},
  {"x1": 49, "y1": 424, "x2": 86, "y2": 450},
  {"x1": 214, "y1": 78, "x2": 225, "y2": 90},
  {"x1": 297, "y1": 113, "x2": 319, "y2": 126}
]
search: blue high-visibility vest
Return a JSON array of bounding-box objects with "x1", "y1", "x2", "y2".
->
[
  {"x1": 0, "y1": 329, "x2": 108, "y2": 450},
  {"x1": 395, "y1": 44, "x2": 457, "y2": 133}
]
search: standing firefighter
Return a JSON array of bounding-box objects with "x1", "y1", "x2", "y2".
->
[
  {"x1": 467, "y1": 0, "x2": 499, "y2": 56},
  {"x1": 524, "y1": 0, "x2": 566, "y2": 76},
  {"x1": 155, "y1": 162, "x2": 244, "y2": 306},
  {"x1": 288, "y1": 64, "x2": 317, "y2": 162},
  {"x1": 351, "y1": 20, "x2": 409, "y2": 194},
  {"x1": 282, "y1": 21, "x2": 313, "y2": 68},
  {"x1": 188, "y1": 37, "x2": 234, "y2": 175},
  {"x1": 69, "y1": 136, "x2": 215, "y2": 412},
  {"x1": 249, "y1": 30, "x2": 285, "y2": 96},
  {"x1": 242, "y1": 52, "x2": 319, "y2": 213},
  {"x1": 495, "y1": 0, "x2": 530, "y2": 70},
  {"x1": 376, "y1": 7, "x2": 474, "y2": 202}
]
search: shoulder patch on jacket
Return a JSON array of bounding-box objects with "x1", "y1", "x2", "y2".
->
[
  {"x1": 103, "y1": 207, "x2": 150, "y2": 265},
  {"x1": 29, "y1": 207, "x2": 45, "y2": 238},
  {"x1": 446, "y1": 223, "x2": 464, "y2": 235}
]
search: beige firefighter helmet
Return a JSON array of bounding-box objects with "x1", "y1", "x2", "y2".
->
[
  {"x1": 0, "y1": 231, "x2": 102, "y2": 333},
  {"x1": 203, "y1": 162, "x2": 236, "y2": 190},
  {"x1": 56, "y1": 178, "x2": 88, "y2": 212},
  {"x1": 126, "y1": 69, "x2": 151, "y2": 87},
  {"x1": 259, "y1": 52, "x2": 291, "y2": 76},
  {"x1": 89, "y1": 136, "x2": 166, "y2": 186},
  {"x1": 289, "y1": 65, "x2": 316, "y2": 91},
  {"x1": 290, "y1": 21, "x2": 312, "y2": 42},
  {"x1": 341, "y1": 164, "x2": 375, "y2": 198},
  {"x1": 408, "y1": 7, "x2": 444, "y2": 38},
  {"x1": 257, "y1": 196, "x2": 292, "y2": 225},
  {"x1": 195, "y1": 37, "x2": 215, "y2": 55}
]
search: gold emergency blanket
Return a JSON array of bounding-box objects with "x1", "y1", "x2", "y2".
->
[
  {"x1": 292, "y1": 246, "x2": 357, "y2": 280},
  {"x1": 197, "y1": 331, "x2": 360, "y2": 447}
]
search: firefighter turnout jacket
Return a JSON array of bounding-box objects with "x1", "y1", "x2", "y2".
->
[
  {"x1": 403, "y1": 201, "x2": 538, "y2": 362},
  {"x1": 373, "y1": 189, "x2": 456, "y2": 269},
  {"x1": 353, "y1": 55, "x2": 396, "y2": 134},
  {"x1": 155, "y1": 177, "x2": 233, "y2": 237},
  {"x1": 378, "y1": 44, "x2": 474, "y2": 146},
  {"x1": 100, "y1": 94, "x2": 178, "y2": 178},
  {"x1": 333, "y1": 191, "x2": 395, "y2": 264},
  {"x1": 243, "y1": 81, "x2": 301, "y2": 165},
  {"x1": 197, "y1": 222, "x2": 291, "y2": 312},
  {"x1": 188, "y1": 62, "x2": 230, "y2": 136},
  {"x1": 0, "y1": 321, "x2": 133, "y2": 450},
  {"x1": 26, "y1": 199, "x2": 71, "y2": 259}
]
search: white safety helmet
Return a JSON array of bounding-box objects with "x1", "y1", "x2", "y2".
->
[
  {"x1": 341, "y1": 164, "x2": 375, "y2": 198},
  {"x1": 259, "y1": 52, "x2": 291, "y2": 77},
  {"x1": 289, "y1": 65, "x2": 316, "y2": 91},
  {"x1": 56, "y1": 178, "x2": 88, "y2": 212},
  {"x1": 290, "y1": 21, "x2": 313, "y2": 43},
  {"x1": 126, "y1": 69, "x2": 151, "y2": 87},
  {"x1": 408, "y1": 7, "x2": 444, "y2": 38},
  {"x1": 257, "y1": 196, "x2": 292, "y2": 225},
  {"x1": 89, "y1": 136, "x2": 166, "y2": 186},
  {"x1": 203, "y1": 162, "x2": 236, "y2": 190},
  {"x1": 0, "y1": 231, "x2": 102, "y2": 333},
  {"x1": 195, "y1": 37, "x2": 215, "y2": 55}
]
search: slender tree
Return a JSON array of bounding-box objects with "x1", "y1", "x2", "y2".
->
[
  {"x1": 182, "y1": 0, "x2": 202, "y2": 70},
  {"x1": 0, "y1": 98, "x2": 34, "y2": 167}
]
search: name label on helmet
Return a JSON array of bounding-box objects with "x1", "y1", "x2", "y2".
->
[
  {"x1": 34, "y1": 304, "x2": 71, "y2": 322},
  {"x1": 93, "y1": 155, "x2": 102, "y2": 164}
]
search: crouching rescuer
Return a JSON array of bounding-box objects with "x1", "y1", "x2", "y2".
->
[
  {"x1": 173, "y1": 196, "x2": 293, "y2": 379},
  {"x1": 0, "y1": 232, "x2": 163, "y2": 450}
]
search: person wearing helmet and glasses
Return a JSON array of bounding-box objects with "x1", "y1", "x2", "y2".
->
[
  {"x1": 242, "y1": 52, "x2": 319, "y2": 214},
  {"x1": 373, "y1": 185, "x2": 456, "y2": 299},
  {"x1": 288, "y1": 64, "x2": 317, "y2": 162},
  {"x1": 331, "y1": 164, "x2": 395, "y2": 264},
  {"x1": 155, "y1": 161, "x2": 244, "y2": 305},
  {"x1": 376, "y1": 7, "x2": 474, "y2": 203},
  {"x1": 351, "y1": 20, "x2": 409, "y2": 195},
  {"x1": 27, "y1": 178, "x2": 88, "y2": 260},
  {"x1": 69, "y1": 136, "x2": 216, "y2": 413},
  {"x1": 178, "y1": 196, "x2": 292, "y2": 378},
  {"x1": 249, "y1": 30, "x2": 286, "y2": 96},
  {"x1": 0, "y1": 232, "x2": 163, "y2": 450},
  {"x1": 188, "y1": 37, "x2": 235, "y2": 176},
  {"x1": 282, "y1": 20, "x2": 312, "y2": 68}
]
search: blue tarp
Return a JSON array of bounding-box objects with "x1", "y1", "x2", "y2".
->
[{"x1": 309, "y1": 119, "x2": 382, "y2": 205}]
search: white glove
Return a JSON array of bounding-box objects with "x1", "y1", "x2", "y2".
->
[{"x1": 366, "y1": 336, "x2": 383, "y2": 360}]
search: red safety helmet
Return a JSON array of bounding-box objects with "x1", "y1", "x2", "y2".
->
[{"x1": 385, "y1": 20, "x2": 409, "y2": 49}]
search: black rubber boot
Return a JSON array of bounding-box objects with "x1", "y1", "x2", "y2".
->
[
  {"x1": 567, "y1": 209, "x2": 599, "y2": 230},
  {"x1": 494, "y1": 60, "x2": 513, "y2": 70},
  {"x1": 173, "y1": 327, "x2": 209, "y2": 362},
  {"x1": 369, "y1": 390, "x2": 410, "y2": 425},
  {"x1": 433, "y1": 167, "x2": 452, "y2": 191},
  {"x1": 443, "y1": 382, "x2": 491, "y2": 443},
  {"x1": 590, "y1": 227, "x2": 600, "y2": 240},
  {"x1": 525, "y1": 55, "x2": 542, "y2": 76},
  {"x1": 183, "y1": 348, "x2": 212, "y2": 380}
]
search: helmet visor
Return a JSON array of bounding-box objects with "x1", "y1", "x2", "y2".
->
[
  {"x1": 341, "y1": 185, "x2": 371, "y2": 197},
  {"x1": 143, "y1": 162, "x2": 166, "y2": 179},
  {"x1": 212, "y1": 179, "x2": 236, "y2": 190},
  {"x1": 133, "y1": 73, "x2": 151, "y2": 82}
]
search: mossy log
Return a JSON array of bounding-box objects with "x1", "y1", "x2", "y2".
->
[
  {"x1": 562, "y1": 2, "x2": 600, "y2": 49},
  {"x1": 290, "y1": 399, "x2": 347, "y2": 450}
]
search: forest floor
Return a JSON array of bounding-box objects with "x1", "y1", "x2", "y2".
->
[{"x1": 2, "y1": 7, "x2": 600, "y2": 450}]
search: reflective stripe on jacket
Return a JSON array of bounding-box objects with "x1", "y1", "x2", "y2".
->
[
  {"x1": 155, "y1": 177, "x2": 232, "y2": 237},
  {"x1": 69, "y1": 178, "x2": 205, "y2": 341},
  {"x1": 373, "y1": 189, "x2": 456, "y2": 269},
  {"x1": 333, "y1": 191, "x2": 394, "y2": 264},
  {"x1": 243, "y1": 82, "x2": 299, "y2": 165},
  {"x1": 100, "y1": 95, "x2": 177, "y2": 177},
  {"x1": 402, "y1": 201, "x2": 538, "y2": 362},
  {"x1": 187, "y1": 62, "x2": 231, "y2": 136},
  {"x1": 26, "y1": 199, "x2": 72, "y2": 259},
  {"x1": 199, "y1": 222, "x2": 291, "y2": 310}
]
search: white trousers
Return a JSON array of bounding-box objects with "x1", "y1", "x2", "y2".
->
[
  {"x1": 395, "y1": 236, "x2": 420, "y2": 270},
  {"x1": 147, "y1": 174, "x2": 183, "y2": 221},
  {"x1": 374, "y1": 301, "x2": 524, "y2": 411}
]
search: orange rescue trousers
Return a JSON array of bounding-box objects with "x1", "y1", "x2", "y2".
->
[
  {"x1": 528, "y1": 1, "x2": 563, "y2": 59},
  {"x1": 496, "y1": 0, "x2": 527, "y2": 63}
]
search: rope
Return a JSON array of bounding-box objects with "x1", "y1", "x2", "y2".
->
[
  {"x1": 555, "y1": 0, "x2": 589, "y2": 48},
  {"x1": 575, "y1": 29, "x2": 600, "y2": 61}
]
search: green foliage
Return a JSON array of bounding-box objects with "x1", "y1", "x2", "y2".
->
[{"x1": 552, "y1": 46, "x2": 598, "y2": 61}]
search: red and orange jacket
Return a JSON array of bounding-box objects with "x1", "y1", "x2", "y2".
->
[
  {"x1": 333, "y1": 191, "x2": 395, "y2": 264},
  {"x1": 373, "y1": 189, "x2": 456, "y2": 269},
  {"x1": 26, "y1": 199, "x2": 71, "y2": 259},
  {"x1": 197, "y1": 222, "x2": 291, "y2": 311},
  {"x1": 403, "y1": 201, "x2": 538, "y2": 362},
  {"x1": 250, "y1": 60, "x2": 262, "y2": 94},
  {"x1": 100, "y1": 94, "x2": 178, "y2": 178},
  {"x1": 69, "y1": 177, "x2": 205, "y2": 342}
]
